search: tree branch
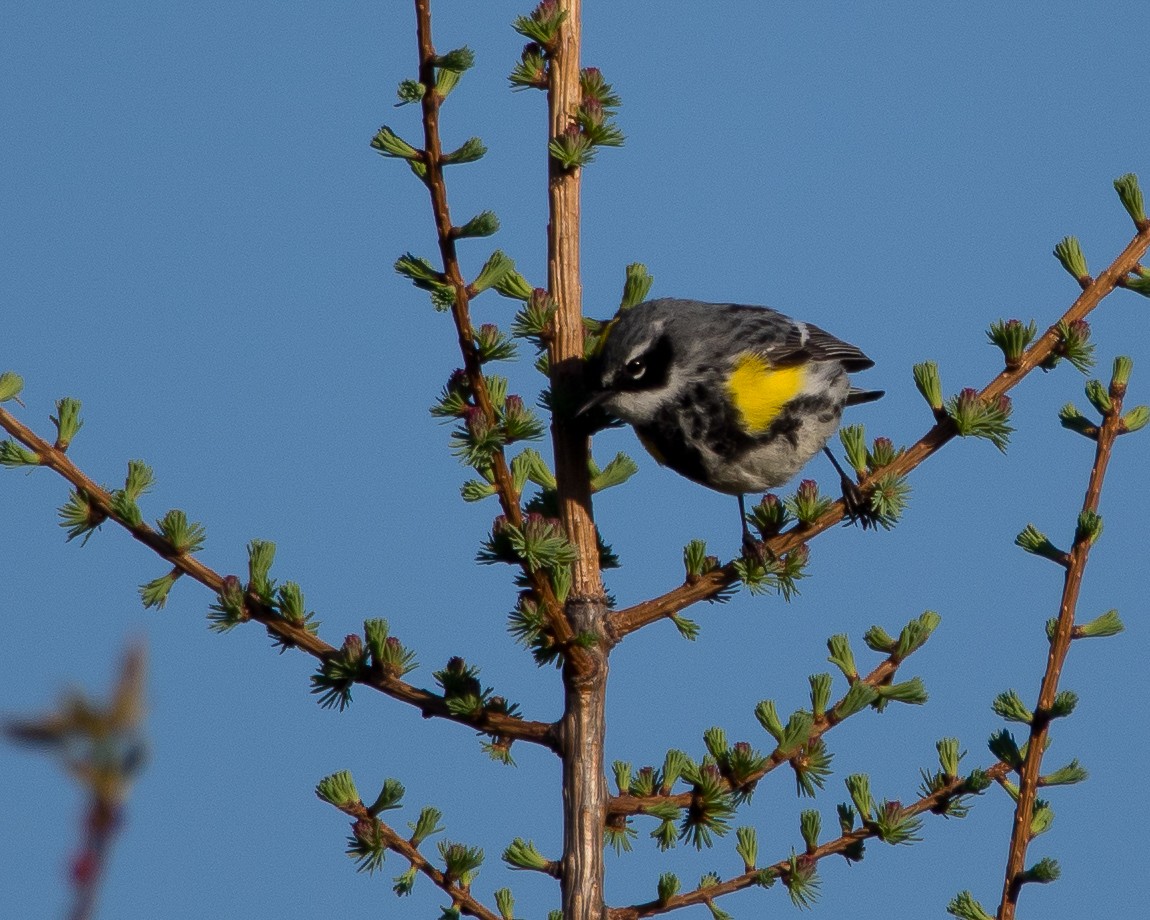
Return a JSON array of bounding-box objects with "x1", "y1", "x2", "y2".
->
[
  {"x1": 330, "y1": 800, "x2": 504, "y2": 920},
  {"x1": 996, "y1": 362, "x2": 1126, "y2": 919},
  {"x1": 411, "y1": 0, "x2": 582, "y2": 664},
  {"x1": 607, "y1": 762, "x2": 1011, "y2": 920},
  {"x1": 609, "y1": 223, "x2": 1150, "y2": 639},
  {"x1": 0, "y1": 406, "x2": 559, "y2": 752},
  {"x1": 609, "y1": 655, "x2": 903, "y2": 818}
]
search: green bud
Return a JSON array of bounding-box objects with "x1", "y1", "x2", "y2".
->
[
  {"x1": 367, "y1": 777, "x2": 405, "y2": 815},
  {"x1": 661, "y1": 750, "x2": 689, "y2": 792},
  {"x1": 621, "y1": 263, "x2": 654, "y2": 309},
  {"x1": 590, "y1": 452, "x2": 638, "y2": 492},
  {"x1": 987, "y1": 318, "x2": 1037, "y2": 368},
  {"x1": 1084, "y1": 378, "x2": 1112, "y2": 414},
  {"x1": 735, "y1": 825, "x2": 758, "y2": 870},
  {"x1": 139, "y1": 570, "x2": 179, "y2": 609},
  {"x1": 512, "y1": 1, "x2": 569, "y2": 47},
  {"x1": 442, "y1": 137, "x2": 487, "y2": 165},
  {"x1": 0, "y1": 440, "x2": 41, "y2": 467},
  {"x1": 1045, "y1": 319, "x2": 1095, "y2": 373},
  {"x1": 987, "y1": 729, "x2": 1022, "y2": 770},
  {"x1": 493, "y1": 269, "x2": 535, "y2": 302},
  {"x1": 471, "y1": 250, "x2": 517, "y2": 295},
  {"x1": 937, "y1": 738, "x2": 962, "y2": 777},
  {"x1": 702, "y1": 726, "x2": 728, "y2": 761},
  {"x1": 1121, "y1": 405, "x2": 1150, "y2": 433},
  {"x1": 1058, "y1": 403, "x2": 1098, "y2": 439},
  {"x1": 1052, "y1": 235, "x2": 1089, "y2": 281},
  {"x1": 494, "y1": 888, "x2": 515, "y2": 920},
  {"x1": 371, "y1": 125, "x2": 422, "y2": 160},
  {"x1": 502, "y1": 838, "x2": 550, "y2": 871},
  {"x1": 392, "y1": 866, "x2": 417, "y2": 897},
  {"x1": 947, "y1": 389, "x2": 1014, "y2": 452},
  {"x1": 395, "y1": 79, "x2": 425, "y2": 105},
  {"x1": 845, "y1": 773, "x2": 874, "y2": 819},
  {"x1": 439, "y1": 840, "x2": 483, "y2": 882},
  {"x1": 992, "y1": 689, "x2": 1033, "y2": 724},
  {"x1": 1075, "y1": 608, "x2": 1124, "y2": 638},
  {"x1": 1041, "y1": 759, "x2": 1088, "y2": 786},
  {"x1": 809, "y1": 673, "x2": 833, "y2": 716},
  {"x1": 1015, "y1": 524, "x2": 1066, "y2": 563},
  {"x1": 1125, "y1": 273, "x2": 1150, "y2": 297},
  {"x1": 1022, "y1": 856, "x2": 1061, "y2": 884},
  {"x1": 612, "y1": 760, "x2": 632, "y2": 794},
  {"x1": 670, "y1": 613, "x2": 700, "y2": 641},
  {"x1": 839, "y1": 425, "x2": 868, "y2": 476},
  {"x1": 657, "y1": 872, "x2": 680, "y2": 902},
  {"x1": 1114, "y1": 173, "x2": 1146, "y2": 225},
  {"x1": 1049, "y1": 689, "x2": 1078, "y2": 718},
  {"x1": 394, "y1": 252, "x2": 450, "y2": 297},
  {"x1": 895, "y1": 611, "x2": 941, "y2": 660},
  {"x1": 947, "y1": 891, "x2": 995, "y2": 920},
  {"x1": 874, "y1": 677, "x2": 928, "y2": 706},
  {"x1": 1111, "y1": 354, "x2": 1134, "y2": 390},
  {"x1": 0, "y1": 371, "x2": 24, "y2": 403},
  {"x1": 912, "y1": 361, "x2": 944, "y2": 412},
  {"x1": 863, "y1": 624, "x2": 896, "y2": 654},
  {"x1": 49, "y1": 397, "x2": 83, "y2": 450},
  {"x1": 799, "y1": 809, "x2": 821, "y2": 852},
  {"x1": 434, "y1": 46, "x2": 475, "y2": 72},
  {"x1": 826, "y1": 634, "x2": 857, "y2": 679},
  {"x1": 315, "y1": 770, "x2": 360, "y2": 808},
  {"x1": 832, "y1": 681, "x2": 878, "y2": 720},
  {"x1": 457, "y1": 211, "x2": 500, "y2": 239},
  {"x1": 1030, "y1": 800, "x2": 1055, "y2": 836},
  {"x1": 158, "y1": 509, "x2": 207, "y2": 554},
  {"x1": 247, "y1": 539, "x2": 277, "y2": 602},
  {"x1": 1075, "y1": 509, "x2": 1103, "y2": 545}
]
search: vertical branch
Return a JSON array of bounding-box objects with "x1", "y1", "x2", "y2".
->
[
  {"x1": 546, "y1": 5, "x2": 610, "y2": 920},
  {"x1": 411, "y1": 0, "x2": 580, "y2": 655},
  {"x1": 996, "y1": 378, "x2": 1124, "y2": 919},
  {"x1": 546, "y1": 0, "x2": 602, "y2": 604}
]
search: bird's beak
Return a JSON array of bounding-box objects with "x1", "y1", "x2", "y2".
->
[{"x1": 576, "y1": 388, "x2": 611, "y2": 417}]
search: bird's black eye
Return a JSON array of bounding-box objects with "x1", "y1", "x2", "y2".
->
[{"x1": 624, "y1": 357, "x2": 646, "y2": 379}]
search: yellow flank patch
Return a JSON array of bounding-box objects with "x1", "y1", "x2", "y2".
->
[{"x1": 726, "y1": 353, "x2": 806, "y2": 432}]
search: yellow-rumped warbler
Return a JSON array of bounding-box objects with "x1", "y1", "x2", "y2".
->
[{"x1": 582, "y1": 298, "x2": 882, "y2": 544}]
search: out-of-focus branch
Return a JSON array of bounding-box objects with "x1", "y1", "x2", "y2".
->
[{"x1": 4, "y1": 643, "x2": 147, "y2": 920}]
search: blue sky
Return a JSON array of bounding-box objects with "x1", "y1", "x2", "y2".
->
[{"x1": 2, "y1": 2, "x2": 1147, "y2": 918}]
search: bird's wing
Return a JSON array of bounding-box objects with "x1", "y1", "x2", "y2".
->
[{"x1": 745, "y1": 317, "x2": 874, "y2": 373}]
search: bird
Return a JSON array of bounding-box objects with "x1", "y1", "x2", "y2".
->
[{"x1": 580, "y1": 298, "x2": 883, "y2": 549}]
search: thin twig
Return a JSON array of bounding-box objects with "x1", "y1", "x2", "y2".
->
[
  {"x1": 607, "y1": 762, "x2": 1011, "y2": 920},
  {"x1": 608, "y1": 656, "x2": 902, "y2": 818},
  {"x1": 411, "y1": 0, "x2": 587, "y2": 669},
  {"x1": 0, "y1": 407, "x2": 560, "y2": 751},
  {"x1": 996, "y1": 365, "x2": 1125, "y2": 919},
  {"x1": 334, "y1": 801, "x2": 503, "y2": 920},
  {"x1": 609, "y1": 224, "x2": 1150, "y2": 639}
]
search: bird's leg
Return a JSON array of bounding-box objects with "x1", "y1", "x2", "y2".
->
[
  {"x1": 823, "y1": 446, "x2": 872, "y2": 529},
  {"x1": 739, "y1": 493, "x2": 764, "y2": 558}
]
